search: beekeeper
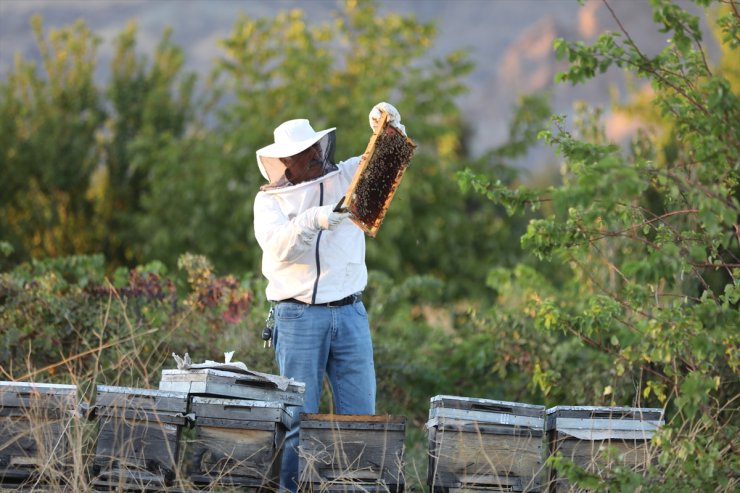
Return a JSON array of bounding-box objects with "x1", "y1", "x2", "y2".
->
[{"x1": 253, "y1": 102, "x2": 405, "y2": 493}]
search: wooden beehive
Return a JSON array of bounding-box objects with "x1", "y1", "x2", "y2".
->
[
  {"x1": 92, "y1": 385, "x2": 188, "y2": 491},
  {"x1": 159, "y1": 368, "x2": 305, "y2": 407},
  {"x1": 545, "y1": 406, "x2": 664, "y2": 493},
  {"x1": 0, "y1": 382, "x2": 77, "y2": 486},
  {"x1": 338, "y1": 110, "x2": 416, "y2": 237},
  {"x1": 298, "y1": 413, "x2": 406, "y2": 493},
  {"x1": 185, "y1": 397, "x2": 290, "y2": 490},
  {"x1": 427, "y1": 395, "x2": 546, "y2": 493}
]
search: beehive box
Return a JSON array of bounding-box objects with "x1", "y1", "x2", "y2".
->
[
  {"x1": 0, "y1": 382, "x2": 77, "y2": 485},
  {"x1": 427, "y1": 395, "x2": 545, "y2": 493},
  {"x1": 337, "y1": 110, "x2": 416, "y2": 237},
  {"x1": 185, "y1": 397, "x2": 290, "y2": 490},
  {"x1": 298, "y1": 413, "x2": 406, "y2": 493},
  {"x1": 545, "y1": 406, "x2": 664, "y2": 493},
  {"x1": 159, "y1": 368, "x2": 305, "y2": 407},
  {"x1": 92, "y1": 385, "x2": 188, "y2": 491}
]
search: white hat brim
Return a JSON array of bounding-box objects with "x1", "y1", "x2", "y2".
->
[{"x1": 256, "y1": 127, "x2": 335, "y2": 158}]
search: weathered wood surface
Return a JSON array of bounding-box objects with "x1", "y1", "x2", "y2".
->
[
  {"x1": 93, "y1": 413, "x2": 183, "y2": 482},
  {"x1": 298, "y1": 414, "x2": 406, "y2": 492},
  {"x1": 426, "y1": 395, "x2": 545, "y2": 492},
  {"x1": 185, "y1": 397, "x2": 287, "y2": 489},
  {"x1": 300, "y1": 482, "x2": 404, "y2": 493},
  {"x1": 545, "y1": 406, "x2": 663, "y2": 493},
  {"x1": 95, "y1": 385, "x2": 188, "y2": 414},
  {"x1": 159, "y1": 369, "x2": 305, "y2": 406},
  {"x1": 93, "y1": 387, "x2": 188, "y2": 488},
  {"x1": 190, "y1": 397, "x2": 290, "y2": 428},
  {"x1": 0, "y1": 383, "x2": 77, "y2": 483},
  {"x1": 187, "y1": 425, "x2": 283, "y2": 487},
  {"x1": 427, "y1": 420, "x2": 543, "y2": 492},
  {"x1": 431, "y1": 395, "x2": 546, "y2": 419}
]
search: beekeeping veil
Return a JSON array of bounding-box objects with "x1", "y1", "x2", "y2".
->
[{"x1": 256, "y1": 119, "x2": 337, "y2": 189}]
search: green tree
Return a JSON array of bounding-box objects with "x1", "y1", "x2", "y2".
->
[
  {"x1": 0, "y1": 17, "x2": 105, "y2": 266},
  {"x1": 460, "y1": 0, "x2": 739, "y2": 489},
  {"x1": 0, "y1": 17, "x2": 198, "y2": 270},
  {"x1": 154, "y1": 0, "x2": 542, "y2": 298}
]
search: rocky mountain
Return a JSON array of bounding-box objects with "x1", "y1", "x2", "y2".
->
[{"x1": 0, "y1": 0, "x2": 717, "y2": 169}]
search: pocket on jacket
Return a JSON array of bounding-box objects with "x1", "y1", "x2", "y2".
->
[{"x1": 343, "y1": 262, "x2": 363, "y2": 289}]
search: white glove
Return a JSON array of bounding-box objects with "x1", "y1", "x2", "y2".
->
[
  {"x1": 311, "y1": 204, "x2": 351, "y2": 231},
  {"x1": 369, "y1": 102, "x2": 406, "y2": 136}
]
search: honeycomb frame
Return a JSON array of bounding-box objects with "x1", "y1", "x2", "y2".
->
[{"x1": 337, "y1": 110, "x2": 416, "y2": 237}]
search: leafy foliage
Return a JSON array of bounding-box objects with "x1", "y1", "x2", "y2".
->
[
  {"x1": 461, "y1": 1, "x2": 739, "y2": 490},
  {"x1": 0, "y1": 253, "x2": 263, "y2": 387},
  {"x1": 2, "y1": 0, "x2": 738, "y2": 490}
]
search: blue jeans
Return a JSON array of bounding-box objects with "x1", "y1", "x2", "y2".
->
[{"x1": 273, "y1": 300, "x2": 376, "y2": 493}]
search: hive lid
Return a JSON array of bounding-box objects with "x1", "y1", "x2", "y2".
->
[
  {"x1": 0, "y1": 381, "x2": 76, "y2": 395},
  {"x1": 159, "y1": 368, "x2": 305, "y2": 406},
  {"x1": 545, "y1": 406, "x2": 665, "y2": 438},
  {"x1": 299, "y1": 413, "x2": 407, "y2": 432},
  {"x1": 0, "y1": 381, "x2": 78, "y2": 411},
  {"x1": 191, "y1": 396, "x2": 290, "y2": 428},
  {"x1": 95, "y1": 385, "x2": 188, "y2": 413},
  {"x1": 428, "y1": 395, "x2": 545, "y2": 429}
]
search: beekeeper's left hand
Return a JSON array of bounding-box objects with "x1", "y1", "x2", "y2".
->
[{"x1": 369, "y1": 102, "x2": 406, "y2": 136}]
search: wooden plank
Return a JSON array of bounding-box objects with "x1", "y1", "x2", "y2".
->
[
  {"x1": 190, "y1": 397, "x2": 288, "y2": 426},
  {"x1": 159, "y1": 381, "x2": 304, "y2": 406},
  {"x1": 95, "y1": 386, "x2": 188, "y2": 414},
  {"x1": 431, "y1": 396, "x2": 546, "y2": 419},
  {"x1": 95, "y1": 408, "x2": 187, "y2": 426},
  {"x1": 0, "y1": 382, "x2": 76, "y2": 395},
  {"x1": 429, "y1": 409, "x2": 543, "y2": 430},
  {"x1": 301, "y1": 481, "x2": 404, "y2": 493},
  {"x1": 194, "y1": 417, "x2": 276, "y2": 431},
  {"x1": 545, "y1": 406, "x2": 663, "y2": 434},
  {"x1": 160, "y1": 369, "x2": 305, "y2": 394},
  {"x1": 432, "y1": 420, "x2": 544, "y2": 438}
]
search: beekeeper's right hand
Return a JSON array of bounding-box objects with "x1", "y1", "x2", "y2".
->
[{"x1": 306, "y1": 204, "x2": 351, "y2": 231}]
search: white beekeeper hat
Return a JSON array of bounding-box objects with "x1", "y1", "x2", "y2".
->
[{"x1": 256, "y1": 119, "x2": 335, "y2": 182}]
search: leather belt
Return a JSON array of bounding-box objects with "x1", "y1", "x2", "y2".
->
[{"x1": 280, "y1": 293, "x2": 361, "y2": 307}]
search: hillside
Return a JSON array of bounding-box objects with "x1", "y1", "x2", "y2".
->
[{"x1": 0, "y1": 0, "x2": 717, "y2": 167}]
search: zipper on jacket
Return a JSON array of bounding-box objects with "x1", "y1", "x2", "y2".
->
[{"x1": 311, "y1": 182, "x2": 324, "y2": 304}]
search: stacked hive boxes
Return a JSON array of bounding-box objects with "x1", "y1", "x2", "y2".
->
[
  {"x1": 92, "y1": 386, "x2": 189, "y2": 491},
  {"x1": 545, "y1": 406, "x2": 664, "y2": 493},
  {"x1": 185, "y1": 397, "x2": 290, "y2": 490},
  {"x1": 298, "y1": 413, "x2": 407, "y2": 493},
  {"x1": 426, "y1": 395, "x2": 545, "y2": 492},
  {"x1": 159, "y1": 366, "x2": 304, "y2": 491},
  {"x1": 0, "y1": 382, "x2": 78, "y2": 491}
]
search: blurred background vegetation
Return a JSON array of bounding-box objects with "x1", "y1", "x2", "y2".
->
[{"x1": 1, "y1": 0, "x2": 738, "y2": 490}]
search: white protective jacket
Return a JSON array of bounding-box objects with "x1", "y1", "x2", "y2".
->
[{"x1": 253, "y1": 156, "x2": 366, "y2": 304}]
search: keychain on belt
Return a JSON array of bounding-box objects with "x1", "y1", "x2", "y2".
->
[{"x1": 262, "y1": 305, "x2": 275, "y2": 348}]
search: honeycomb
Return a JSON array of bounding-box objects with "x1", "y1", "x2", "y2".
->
[{"x1": 339, "y1": 111, "x2": 416, "y2": 237}]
